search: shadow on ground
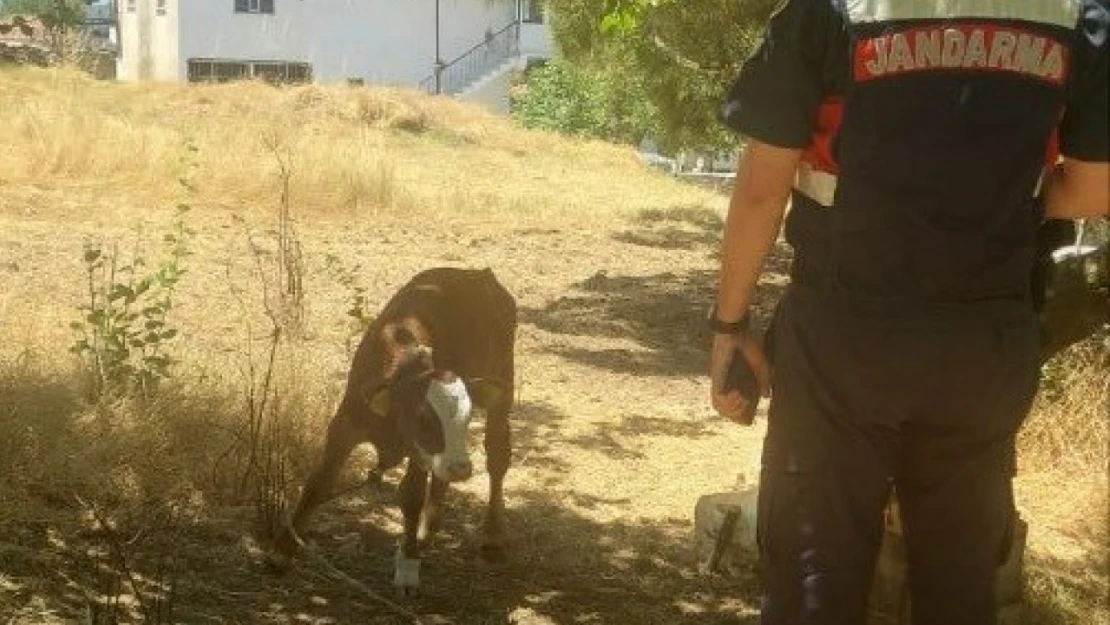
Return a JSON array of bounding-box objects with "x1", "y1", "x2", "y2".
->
[
  {"x1": 245, "y1": 487, "x2": 763, "y2": 625},
  {"x1": 521, "y1": 266, "x2": 788, "y2": 377},
  {"x1": 507, "y1": 401, "x2": 724, "y2": 468},
  {"x1": 253, "y1": 399, "x2": 759, "y2": 624},
  {"x1": 522, "y1": 206, "x2": 792, "y2": 378},
  {"x1": 611, "y1": 206, "x2": 725, "y2": 252},
  {"x1": 0, "y1": 397, "x2": 761, "y2": 624},
  {"x1": 0, "y1": 471, "x2": 763, "y2": 625}
]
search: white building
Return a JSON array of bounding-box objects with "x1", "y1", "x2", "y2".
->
[{"x1": 114, "y1": 0, "x2": 553, "y2": 113}]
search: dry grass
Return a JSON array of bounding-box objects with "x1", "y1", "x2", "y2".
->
[
  {"x1": 1016, "y1": 339, "x2": 1109, "y2": 625},
  {"x1": 0, "y1": 66, "x2": 671, "y2": 224},
  {"x1": 1020, "y1": 340, "x2": 1109, "y2": 474},
  {"x1": 0, "y1": 66, "x2": 1104, "y2": 624}
]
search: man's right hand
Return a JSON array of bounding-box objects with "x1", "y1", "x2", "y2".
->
[{"x1": 709, "y1": 330, "x2": 772, "y2": 425}]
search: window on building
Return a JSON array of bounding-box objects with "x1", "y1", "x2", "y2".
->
[
  {"x1": 519, "y1": 0, "x2": 543, "y2": 23},
  {"x1": 252, "y1": 61, "x2": 312, "y2": 85},
  {"x1": 156, "y1": 0, "x2": 167, "y2": 16},
  {"x1": 188, "y1": 60, "x2": 249, "y2": 82},
  {"x1": 187, "y1": 59, "x2": 311, "y2": 85},
  {"x1": 126, "y1": 0, "x2": 136, "y2": 13},
  {"x1": 234, "y1": 0, "x2": 274, "y2": 15},
  {"x1": 286, "y1": 63, "x2": 312, "y2": 83}
]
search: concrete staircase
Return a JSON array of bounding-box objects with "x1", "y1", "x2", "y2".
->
[
  {"x1": 457, "y1": 55, "x2": 539, "y2": 115},
  {"x1": 419, "y1": 19, "x2": 551, "y2": 115}
]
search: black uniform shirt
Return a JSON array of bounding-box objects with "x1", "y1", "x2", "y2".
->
[{"x1": 721, "y1": 0, "x2": 1109, "y2": 301}]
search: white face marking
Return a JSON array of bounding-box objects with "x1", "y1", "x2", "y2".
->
[{"x1": 421, "y1": 377, "x2": 474, "y2": 482}]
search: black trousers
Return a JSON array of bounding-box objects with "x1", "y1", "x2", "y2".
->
[{"x1": 757, "y1": 285, "x2": 1041, "y2": 625}]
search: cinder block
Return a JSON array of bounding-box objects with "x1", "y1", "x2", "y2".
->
[{"x1": 694, "y1": 487, "x2": 759, "y2": 576}]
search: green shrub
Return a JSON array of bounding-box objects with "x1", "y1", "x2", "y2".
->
[
  {"x1": 512, "y1": 55, "x2": 660, "y2": 147},
  {"x1": 69, "y1": 207, "x2": 194, "y2": 401}
]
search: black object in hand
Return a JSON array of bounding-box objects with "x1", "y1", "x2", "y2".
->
[{"x1": 725, "y1": 347, "x2": 759, "y2": 424}]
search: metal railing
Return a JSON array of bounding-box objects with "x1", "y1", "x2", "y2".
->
[{"x1": 420, "y1": 21, "x2": 520, "y2": 96}]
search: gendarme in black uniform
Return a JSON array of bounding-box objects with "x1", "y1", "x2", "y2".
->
[{"x1": 720, "y1": 1, "x2": 1108, "y2": 623}]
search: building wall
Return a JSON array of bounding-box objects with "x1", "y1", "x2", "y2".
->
[
  {"x1": 151, "y1": 0, "x2": 180, "y2": 80},
  {"x1": 115, "y1": 0, "x2": 141, "y2": 80},
  {"x1": 169, "y1": 0, "x2": 516, "y2": 85},
  {"x1": 519, "y1": 11, "x2": 554, "y2": 59},
  {"x1": 116, "y1": 0, "x2": 180, "y2": 81}
]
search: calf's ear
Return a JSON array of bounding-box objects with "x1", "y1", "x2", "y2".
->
[{"x1": 465, "y1": 378, "x2": 508, "y2": 410}]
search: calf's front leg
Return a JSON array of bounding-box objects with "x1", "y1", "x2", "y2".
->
[
  {"x1": 394, "y1": 459, "x2": 428, "y2": 593},
  {"x1": 418, "y1": 477, "x2": 449, "y2": 544},
  {"x1": 275, "y1": 408, "x2": 364, "y2": 558},
  {"x1": 481, "y1": 403, "x2": 511, "y2": 561}
]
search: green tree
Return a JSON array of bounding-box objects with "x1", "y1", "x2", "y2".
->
[
  {"x1": 1, "y1": 0, "x2": 86, "y2": 40},
  {"x1": 512, "y1": 51, "x2": 661, "y2": 146},
  {"x1": 543, "y1": 0, "x2": 782, "y2": 151}
]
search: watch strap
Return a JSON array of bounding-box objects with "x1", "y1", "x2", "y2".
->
[{"x1": 707, "y1": 307, "x2": 750, "y2": 334}]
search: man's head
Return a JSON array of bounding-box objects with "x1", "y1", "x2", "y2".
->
[{"x1": 367, "y1": 340, "x2": 504, "y2": 483}]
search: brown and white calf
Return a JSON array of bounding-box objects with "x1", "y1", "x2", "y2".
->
[{"x1": 276, "y1": 267, "x2": 516, "y2": 592}]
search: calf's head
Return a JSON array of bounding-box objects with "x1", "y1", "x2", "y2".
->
[{"x1": 367, "y1": 343, "x2": 504, "y2": 483}]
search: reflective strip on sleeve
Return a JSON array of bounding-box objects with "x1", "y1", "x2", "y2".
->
[{"x1": 845, "y1": 0, "x2": 1081, "y2": 28}]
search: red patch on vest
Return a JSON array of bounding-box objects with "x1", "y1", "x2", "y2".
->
[
  {"x1": 802, "y1": 98, "x2": 844, "y2": 175},
  {"x1": 854, "y1": 24, "x2": 1069, "y2": 85}
]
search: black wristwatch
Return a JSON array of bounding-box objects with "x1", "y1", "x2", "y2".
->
[{"x1": 707, "y1": 305, "x2": 750, "y2": 334}]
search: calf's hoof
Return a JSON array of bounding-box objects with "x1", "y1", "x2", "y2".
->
[{"x1": 393, "y1": 553, "x2": 421, "y2": 595}]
